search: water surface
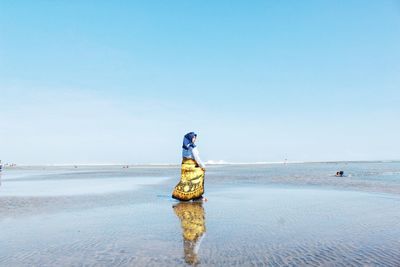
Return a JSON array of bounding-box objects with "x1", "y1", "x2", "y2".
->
[{"x1": 0, "y1": 162, "x2": 399, "y2": 266}]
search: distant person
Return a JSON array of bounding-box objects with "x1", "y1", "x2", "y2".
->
[
  {"x1": 335, "y1": 171, "x2": 344, "y2": 177},
  {"x1": 172, "y1": 132, "x2": 206, "y2": 201}
]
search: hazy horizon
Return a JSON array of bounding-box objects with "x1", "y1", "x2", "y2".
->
[
  {"x1": 2, "y1": 159, "x2": 400, "y2": 167},
  {"x1": 1, "y1": 1, "x2": 399, "y2": 165}
]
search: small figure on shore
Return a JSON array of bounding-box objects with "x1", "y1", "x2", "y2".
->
[
  {"x1": 335, "y1": 171, "x2": 344, "y2": 177},
  {"x1": 172, "y1": 132, "x2": 206, "y2": 201}
]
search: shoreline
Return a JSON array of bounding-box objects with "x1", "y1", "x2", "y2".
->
[{"x1": 2, "y1": 159, "x2": 400, "y2": 169}]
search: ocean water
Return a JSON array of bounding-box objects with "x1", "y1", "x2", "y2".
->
[{"x1": 0, "y1": 162, "x2": 399, "y2": 266}]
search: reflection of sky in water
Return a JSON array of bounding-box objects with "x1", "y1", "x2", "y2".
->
[
  {"x1": 0, "y1": 164, "x2": 400, "y2": 266},
  {"x1": 0, "y1": 185, "x2": 399, "y2": 266},
  {"x1": 206, "y1": 187, "x2": 400, "y2": 243},
  {"x1": 0, "y1": 176, "x2": 167, "y2": 196}
]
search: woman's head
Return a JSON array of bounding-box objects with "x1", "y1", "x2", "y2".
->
[{"x1": 182, "y1": 132, "x2": 197, "y2": 150}]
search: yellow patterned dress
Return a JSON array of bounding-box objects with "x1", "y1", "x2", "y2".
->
[{"x1": 172, "y1": 158, "x2": 205, "y2": 201}]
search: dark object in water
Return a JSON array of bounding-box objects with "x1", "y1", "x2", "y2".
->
[{"x1": 335, "y1": 171, "x2": 344, "y2": 177}]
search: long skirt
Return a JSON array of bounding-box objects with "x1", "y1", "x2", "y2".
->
[{"x1": 172, "y1": 158, "x2": 205, "y2": 201}]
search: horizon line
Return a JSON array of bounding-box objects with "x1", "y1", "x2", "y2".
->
[{"x1": 2, "y1": 159, "x2": 399, "y2": 168}]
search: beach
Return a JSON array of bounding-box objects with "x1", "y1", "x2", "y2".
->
[{"x1": 1, "y1": 162, "x2": 400, "y2": 266}]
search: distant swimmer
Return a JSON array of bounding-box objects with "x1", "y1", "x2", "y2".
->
[{"x1": 335, "y1": 171, "x2": 344, "y2": 177}]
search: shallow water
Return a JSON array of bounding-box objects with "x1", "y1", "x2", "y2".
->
[
  {"x1": 0, "y1": 176, "x2": 165, "y2": 197},
  {"x1": 0, "y1": 162, "x2": 400, "y2": 266}
]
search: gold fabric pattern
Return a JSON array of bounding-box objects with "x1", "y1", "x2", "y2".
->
[
  {"x1": 172, "y1": 159, "x2": 205, "y2": 201},
  {"x1": 173, "y1": 202, "x2": 206, "y2": 265}
]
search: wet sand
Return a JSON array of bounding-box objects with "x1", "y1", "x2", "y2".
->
[{"x1": 0, "y1": 163, "x2": 400, "y2": 266}]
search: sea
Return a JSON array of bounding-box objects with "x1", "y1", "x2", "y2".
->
[{"x1": 0, "y1": 162, "x2": 399, "y2": 266}]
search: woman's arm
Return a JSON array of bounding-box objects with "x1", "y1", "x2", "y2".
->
[{"x1": 192, "y1": 147, "x2": 205, "y2": 169}]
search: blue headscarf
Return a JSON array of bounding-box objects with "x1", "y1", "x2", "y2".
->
[{"x1": 182, "y1": 132, "x2": 197, "y2": 150}]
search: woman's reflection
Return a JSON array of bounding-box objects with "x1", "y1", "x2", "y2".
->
[{"x1": 173, "y1": 201, "x2": 206, "y2": 265}]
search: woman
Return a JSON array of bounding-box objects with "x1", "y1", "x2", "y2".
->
[{"x1": 172, "y1": 132, "x2": 206, "y2": 201}]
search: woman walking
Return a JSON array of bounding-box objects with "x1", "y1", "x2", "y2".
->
[{"x1": 172, "y1": 132, "x2": 206, "y2": 201}]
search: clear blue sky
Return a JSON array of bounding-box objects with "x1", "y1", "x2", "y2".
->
[{"x1": 1, "y1": 1, "x2": 399, "y2": 164}]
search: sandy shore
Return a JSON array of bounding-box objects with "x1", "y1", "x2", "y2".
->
[{"x1": 0, "y1": 163, "x2": 399, "y2": 266}]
